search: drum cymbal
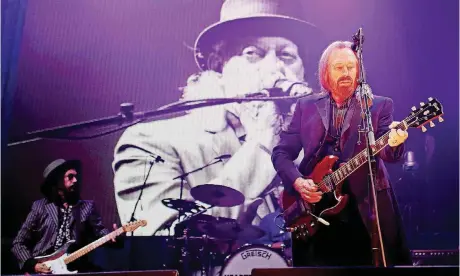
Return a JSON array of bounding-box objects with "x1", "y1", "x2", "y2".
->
[
  {"x1": 161, "y1": 198, "x2": 206, "y2": 214},
  {"x1": 190, "y1": 184, "x2": 244, "y2": 207},
  {"x1": 203, "y1": 218, "x2": 266, "y2": 241},
  {"x1": 185, "y1": 213, "x2": 216, "y2": 225},
  {"x1": 178, "y1": 213, "x2": 216, "y2": 232}
]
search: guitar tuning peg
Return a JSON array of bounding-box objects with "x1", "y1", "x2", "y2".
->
[
  {"x1": 439, "y1": 117, "x2": 444, "y2": 122},
  {"x1": 428, "y1": 97, "x2": 433, "y2": 101},
  {"x1": 420, "y1": 102, "x2": 425, "y2": 106},
  {"x1": 411, "y1": 106, "x2": 416, "y2": 111},
  {"x1": 421, "y1": 125, "x2": 427, "y2": 132},
  {"x1": 430, "y1": 121, "x2": 435, "y2": 127}
]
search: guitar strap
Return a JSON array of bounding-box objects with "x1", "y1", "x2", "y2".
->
[
  {"x1": 74, "y1": 203, "x2": 82, "y2": 247},
  {"x1": 341, "y1": 98, "x2": 363, "y2": 161}
]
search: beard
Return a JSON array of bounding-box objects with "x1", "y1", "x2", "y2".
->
[
  {"x1": 59, "y1": 186, "x2": 80, "y2": 205},
  {"x1": 331, "y1": 77, "x2": 356, "y2": 97}
]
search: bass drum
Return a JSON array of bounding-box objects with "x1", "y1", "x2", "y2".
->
[{"x1": 220, "y1": 245, "x2": 289, "y2": 276}]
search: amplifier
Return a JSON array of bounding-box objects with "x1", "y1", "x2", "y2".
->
[
  {"x1": 252, "y1": 266, "x2": 459, "y2": 276},
  {"x1": 411, "y1": 249, "x2": 459, "y2": 266}
]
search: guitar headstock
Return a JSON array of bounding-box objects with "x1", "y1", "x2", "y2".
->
[
  {"x1": 406, "y1": 97, "x2": 444, "y2": 132},
  {"x1": 122, "y1": 220, "x2": 147, "y2": 233}
]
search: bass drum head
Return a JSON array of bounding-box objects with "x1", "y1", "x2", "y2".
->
[{"x1": 220, "y1": 245, "x2": 288, "y2": 276}]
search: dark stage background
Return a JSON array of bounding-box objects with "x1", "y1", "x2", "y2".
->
[{"x1": 2, "y1": 0, "x2": 459, "y2": 273}]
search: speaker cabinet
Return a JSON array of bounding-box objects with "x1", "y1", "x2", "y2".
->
[{"x1": 252, "y1": 266, "x2": 459, "y2": 276}]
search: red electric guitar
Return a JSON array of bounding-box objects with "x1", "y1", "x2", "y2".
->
[{"x1": 281, "y1": 97, "x2": 444, "y2": 239}]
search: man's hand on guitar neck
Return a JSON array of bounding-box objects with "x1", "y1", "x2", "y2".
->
[
  {"x1": 34, "y1": 262, "x2": 51, "y2": 274},
  {"x1": 111, "y1": 223, "x2": 118, "y2": 242},
  {"x1": 293, "y1": 178, "x2": 323, "y2": 203},
  {"x1": 388, "y1": 121, "x2": 408, "y2": 147}
]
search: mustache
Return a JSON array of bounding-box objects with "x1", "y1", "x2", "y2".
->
[
  {"x1": 61, "y1": 184, "x2": 78, "y2": 193},
  {"x1": 338, "y1": 76, "x2": 353, "y2": 82}
]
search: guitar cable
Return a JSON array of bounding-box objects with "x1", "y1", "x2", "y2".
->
[{"x1": 275, "y1": 209, "x2": 331, "y2": 234}]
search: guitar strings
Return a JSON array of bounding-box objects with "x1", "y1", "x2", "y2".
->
[{"x1": 318, "y1": 104, "x2": 433, "y2": 190}]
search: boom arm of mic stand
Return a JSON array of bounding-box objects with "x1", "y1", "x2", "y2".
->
[{"x1": 7, "y1": 95, "x2": 305, "y2": 147}]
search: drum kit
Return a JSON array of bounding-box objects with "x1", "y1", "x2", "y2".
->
[{"x1": 161, "y1": 183, "x2": 291, "y2": 276}]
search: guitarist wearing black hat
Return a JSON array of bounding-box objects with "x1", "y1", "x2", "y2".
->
[{"x1": 11, "y1": 159, "x2": 122, "y2": 274}]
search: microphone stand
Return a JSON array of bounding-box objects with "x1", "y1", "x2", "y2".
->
[
  {"x1": 353, "y1": 28, "x2": 387, "y2": 267},
  {"x1": 129, "y1": 155, "x2": 164, "y2": 223},
  {"x1": 127, "y1": 155, "x2": 162, "y2": 271},
  {"x1": 7, "y1": 94, "x2": 305, "y2": 146}
]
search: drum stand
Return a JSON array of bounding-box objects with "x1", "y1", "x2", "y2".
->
[
  {"x1": 199, "y1": 235, "x2": 213, "y2": 276},
  {"x1": 178, "y1": 227, "x2": 216, "y2": 276},
  {"x1": 280, "y1": 243, "x2": 293, "y2": 267},
  {"x1": 179, "y1": 228, "x2": 191, "y2": 276}
]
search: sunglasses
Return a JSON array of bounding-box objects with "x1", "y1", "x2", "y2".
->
[{"x1": 66, "y1": 173, "x2": 77, "y2": 180}]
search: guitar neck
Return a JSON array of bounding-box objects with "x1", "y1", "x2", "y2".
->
[
  {"x1": 64, "y1": 228, "x2": 124, "y2": 264},
  {"x1": 318, "y1": 119, "x2": 408, "y2": 191}
]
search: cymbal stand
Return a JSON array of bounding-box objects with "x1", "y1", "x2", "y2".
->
[
  {"x1": 179, "y1": 228, "x2": 190, "y2": 276},
  {"x1": 199, "y1": 234, "x2": 211, "y2": 276},
  {"x1": 178, "y1": 206, "x2": 216, "y2": 276}
]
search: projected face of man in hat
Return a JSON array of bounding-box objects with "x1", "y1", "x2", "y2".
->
[
  {"x1": 188, "y1": 0, "x2": 317, "y2": 141},
  {"x1": 185, "y1": 36, "x2": 307, "y2": 135},
  {"x1": 219, "y1": 36, "x2": 305, "y2": 98},
  {"x1": 216, "y1": 36, "x2": 306, "y2": 146}
]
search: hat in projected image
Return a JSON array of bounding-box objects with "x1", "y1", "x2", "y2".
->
[{"x1": 194, "y1": 0, "x2": 319, "y2": 71}]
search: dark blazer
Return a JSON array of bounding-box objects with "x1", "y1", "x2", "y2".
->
[
  {"x1": 11, "y1": 198, "x2": 110, "y2": 272},
  {"x1": 272, "y1": 92, "x2": 412, "y2": 265}
]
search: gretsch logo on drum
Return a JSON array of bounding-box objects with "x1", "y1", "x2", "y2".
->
[{"x1": 240, "y1": 249, "x2": 272, "y2": 260}]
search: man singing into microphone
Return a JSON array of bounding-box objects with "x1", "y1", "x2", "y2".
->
[
  {"x1": 112, "y1": 0, "x2": 315, "y2": 237},
  {"x1": 272, "y1": 40, "x2": 412, "y2": 266}
]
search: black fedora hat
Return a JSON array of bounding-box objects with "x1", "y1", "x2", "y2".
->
[
  {"x1": 194, "y1": 0, "x2": 319, "y2": 71},
  {"x1": 40, "y1": 159, "x2": 81, "y2": 195}
]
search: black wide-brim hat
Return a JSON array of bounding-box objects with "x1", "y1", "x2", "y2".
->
[
  {"x1": 194, "y1": 0, "x2": 320, "y2": 71},
  {"x1": 40, "y1": 159, "x2": 81, "y2": 195}
]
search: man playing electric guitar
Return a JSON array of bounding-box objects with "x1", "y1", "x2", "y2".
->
[
  {"x1": 271, "y1": 41, "x2": 413, "y2": 267},
  {"x1": 11, "y1": 159, "x2": 123, "y2": 274}
]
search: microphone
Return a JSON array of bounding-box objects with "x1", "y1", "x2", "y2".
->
[
  {"x1": 355, "y1": 83, "x2": 374, "y2": 104},
  {"x1": 403, "y1": 151, "x2": 419, "y2": 171},
  {"x1": 127, "y1": 154, "x2": 164, "y2": 163},
  {"x1": 351, "y1": 27, "x2": 364, "y2": 52},
  {"x1": 243, "y1": 79, "x2": 312, "y2": 98},
  {"x1": 154, "y1": 155, "x2": 165, "y2": 163},
  {"x1": 214, "y1": 154, "x2": 231, "y2": 160}
]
